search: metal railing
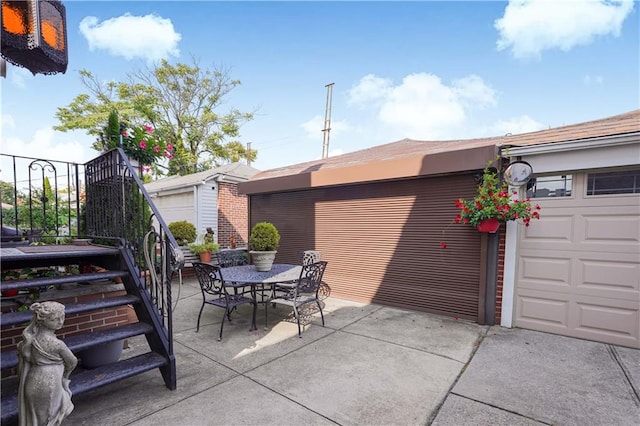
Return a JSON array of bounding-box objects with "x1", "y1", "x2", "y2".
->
[
  {"x1": 1, "y1": 149, "x2": 183, "y2": 355},
  {"x1": 1, "y1": 153, "x2": 82, "y2": 242},
  {"x1": 84, "y1": 149, "x2": 184, "y2": 345}
]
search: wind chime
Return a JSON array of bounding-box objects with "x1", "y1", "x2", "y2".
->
[{"x1": 0, "y1": 0, "x2": 68, "y2": 76}]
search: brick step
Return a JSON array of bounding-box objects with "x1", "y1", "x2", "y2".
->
[
  {"x1": 1, "y1": 321, "x2": 154, "y2": 371},
  {"x1": 0, "y1": 351, "x2": 168, "y2": 425},
  {"x1": 0, "y1": 294, "x2": 139, "y2": 328},
  {"x1": 0, "y1": 270, "x2": 128, "y2": 292}
]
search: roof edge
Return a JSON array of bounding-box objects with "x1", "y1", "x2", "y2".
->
[{"x1": 239, "y1": 145, "x2": 497, "y2": 195}]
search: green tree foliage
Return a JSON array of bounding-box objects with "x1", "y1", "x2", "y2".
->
[{"x1": 54, "y1": 58, "x2": 257, "y2": 175}]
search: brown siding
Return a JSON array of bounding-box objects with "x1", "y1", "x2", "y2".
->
[{"x1": 250, "y1": 173, "x2": 483, "y2": 320}]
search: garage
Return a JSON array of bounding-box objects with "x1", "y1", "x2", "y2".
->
[
  {"x1": 514, "y1": 168, "x2": 639, "y2": 348},
  {"x1": 241, "y1": 144, "x2": 499, "y2": 323}
]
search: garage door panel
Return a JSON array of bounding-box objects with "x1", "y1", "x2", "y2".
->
[
  {"x1": 520, "y1": 215, "x2": 573, "y2": 242},
  {"x1": 519, "y1": 255, "x2": 571, "y2": 286},
  {"x1": 516, "y1": 171, "x2": 639, "y2": 348},
  {"x1": 579, "y1": 257, "x2": 640, "y2": 294},
  {"x1": 576, "y1": 301, "x2": 639, "y2": 341},
  {"x1": 519, "y1": 250, "x2": 639, "y2": 299},
  {"x1": 517, "y1": 291, "x2": 569, "y2": 328},
  {"x1": 516, "y1": 290, "x2": 640, "y2": 346},
  {"x1": 583, "y1": 214, "x2": 640, "y2": 244}
]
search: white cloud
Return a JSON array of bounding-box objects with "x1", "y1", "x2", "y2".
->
[
  {"x1": 347, "y1": 72, "x2": 497, "y2": 139},
  {"x1": 346, "y1": 74, "x2": 392, "y2": 108},
  {"x1": 583, "y1": 74, "x2": 604, "y2": 85},
  {"x1": 486, "y1": 115, "x2": 546, "y2": 136},
  {"x1": 1, "y1": 127, "x2": 93, "y2": 167},
  {"x1": 79, "y1": 13, "x2": 181, "y2": 62},
  {"x1": 300, "y1": 115, "x2": 351, "y2": 140},
  {"x1": 495, "y1": 0, "x2": 634, "y2": 59}
]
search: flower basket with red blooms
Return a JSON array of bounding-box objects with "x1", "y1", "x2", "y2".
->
[
  {"x1": 455, "y1": 166, "x2": 541, "y2": 229},
  {"x1": 121, "y1": 124, "x2": 174, "y2": 165}
]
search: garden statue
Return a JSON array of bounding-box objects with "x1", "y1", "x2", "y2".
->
[{"x1": 17, "y1": 301, "x2": 77, "y2": 426}]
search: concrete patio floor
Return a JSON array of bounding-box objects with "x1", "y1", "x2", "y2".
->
[{"x1": 62, "y1": 277, "x2": 640, "y2": 425}]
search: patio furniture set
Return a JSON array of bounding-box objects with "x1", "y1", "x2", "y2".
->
[{"x1": 192, "y1": 250, "x2": 329, "y2": 340}]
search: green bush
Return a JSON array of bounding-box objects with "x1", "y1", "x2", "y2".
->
[
  {"x1": 168, "y1": 221, "x2": 197, "y2": 245},
  {"x1": 249, "y1": 222, "x2": 280, "y2": 251}
]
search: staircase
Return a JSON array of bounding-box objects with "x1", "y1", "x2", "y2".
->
[{"x1": 0, "y1": 150, "x2": 183, "y2": 425}]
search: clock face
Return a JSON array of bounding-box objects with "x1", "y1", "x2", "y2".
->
[{"x1": 504, "y1": 161, "x2": 533, "y2": 186}]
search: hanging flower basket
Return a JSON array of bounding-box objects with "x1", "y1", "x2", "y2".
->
[
  {"x1": 454, "y1": 165, "x2": 541, "y2": 230},
  {"x1": 476, "y1": 217, "x2": 501, "y2": 233}
]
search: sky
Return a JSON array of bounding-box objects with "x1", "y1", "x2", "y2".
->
[{"x1": 1, "y1": 0, "x2": 638, "y2": 178}]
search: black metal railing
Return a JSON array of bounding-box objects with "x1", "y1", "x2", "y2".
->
[
  {"x1": 1, "y1": 154, "x2": 82, "y2": 243},
  {"x1": 1, "y1": 149, "x2": 183, "y2": 357},
  {"x1": 84, "y1": 148, "x2": 184, "y2": 347}
]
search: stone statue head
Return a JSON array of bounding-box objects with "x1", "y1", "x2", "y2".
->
[{"x1": 30, "y1": 301, "x2": 66, "y2": 331}]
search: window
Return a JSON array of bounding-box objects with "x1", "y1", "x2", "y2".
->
[
  {"x1": 587, "y1": 169, "x2": 640, "y2": 195},
  {"x1": 526, "y1": 175, "x2": 573, "y2": 198}
]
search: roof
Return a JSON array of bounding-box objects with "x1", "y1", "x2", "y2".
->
[
  {"x1": 239, "y1": 110, "x2": 639, "y2": 195},
  {"x1": 145, "y1": 162, "x2": 260, "y2": 193}
]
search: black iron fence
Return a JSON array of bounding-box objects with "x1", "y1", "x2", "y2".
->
[{"x1": 1, "y1": 154, "x2": 82, "y2": 243}]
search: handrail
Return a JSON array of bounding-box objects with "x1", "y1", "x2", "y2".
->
[{"x1": 84, "y1": 149, "x2": 183, "y2": 350}]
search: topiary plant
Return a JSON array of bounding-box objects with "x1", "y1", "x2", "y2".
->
[
  {"x1": 248, "y1": 222, "x2": 280, "y2": 251},
  {"x1": 168, "y1": 221, "x2": 197, "y2": 245}
]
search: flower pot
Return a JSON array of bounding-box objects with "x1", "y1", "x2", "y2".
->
[
  {"x1": 2, "y1": 289, "x2": 19, "y2": 297},
  {"x1": 477, "y1": 218, "x2": 501, "y2": 233},
  {"x1": 80, "y1": 339, "x2": 123, "y2": 369},
  {"x1": 199, "y1": 251, "x2": 212, "y2": 263}
]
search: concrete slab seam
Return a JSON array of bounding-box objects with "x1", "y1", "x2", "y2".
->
[
  {"x1": 242, "y1": 375, "x2": 341, "y2": 426},
  {"x1": 426, "y1": 326, "x2": 490, "y2": 425},
  {"x1": 444, "y1": 393, "x2": 553, "y2": 426},
  {"x1": 607, "y1": 345, "x2": 640, "y2": 405}
]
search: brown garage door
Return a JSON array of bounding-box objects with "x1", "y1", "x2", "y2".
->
[{"x1": 250, "y1": 174, "x2": 483, "y2": 321}]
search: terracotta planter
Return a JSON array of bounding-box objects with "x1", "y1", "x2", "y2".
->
[
  {"x1": 199, "y1": 251, "x2": 212, "y2": 263},
  {"x1": 476, "y1": 218, "x2": 500, "y2": 233}
]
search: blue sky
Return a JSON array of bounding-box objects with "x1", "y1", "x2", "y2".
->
[{"x1": 1, "y1": 0, "x2": 638, "y2": 177}]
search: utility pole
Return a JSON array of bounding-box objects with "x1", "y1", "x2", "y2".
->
[
  {"x1": 246, "y1": 142, "x2": 252, "y2": 167},
  {"x1": 321, "y1": 83, "x2": 334, "y2": 159}
]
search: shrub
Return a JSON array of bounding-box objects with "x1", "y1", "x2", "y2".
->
[
  {"x1": 168, "y1": 221, "x2": 197, "y2": 245},
  {"x1": 249, "y1": 222, "x2": 280, "y2": 251}
]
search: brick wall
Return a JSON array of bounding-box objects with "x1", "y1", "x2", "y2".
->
[
  {"x1": 1, "y1": 285, "x2": 137, "y2": 378},
  {"x1": 217, "y1": 182, "x2": 249, "y2": 249}
]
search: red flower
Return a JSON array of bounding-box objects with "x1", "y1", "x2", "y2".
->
[{"x1": 440, "y1": 242, "x2": 447, "y2": 249}]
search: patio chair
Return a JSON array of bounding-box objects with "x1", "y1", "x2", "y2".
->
[
  {"x1": 268, "y1": 261, "x2": 328, "y2": 338},
  {"x1": 192, "y1": 262, "x2": 256, "y2": 341}
]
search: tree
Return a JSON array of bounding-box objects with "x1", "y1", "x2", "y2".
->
[{"x1": 55, "y1": 58, "x2": 257, "y2": 175}]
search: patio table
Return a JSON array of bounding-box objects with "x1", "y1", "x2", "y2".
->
[{"x1": 218, "y1": 263, "x2": 302, "y2": 330}]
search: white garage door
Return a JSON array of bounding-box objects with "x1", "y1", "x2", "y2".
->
[
  {"x1": 152, "y1": 192, "x2": 195, "y2": 225},
  {"x1": 515, "y1": 169, "x2": 640, "y2": 348}
]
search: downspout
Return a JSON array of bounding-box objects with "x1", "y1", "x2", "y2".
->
[{"x1": 193, "y1": 185, "x2": 199, "y2": 232}]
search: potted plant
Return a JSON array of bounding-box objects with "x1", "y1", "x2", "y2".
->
[
  {"x1": 248, "y1": 222, "x2": 280, "y2": 271},
  {"x1": 189, "y1": 229, "x2": 219, "y2": 262},
  {"x1": 168, "y1": 221, "x2": 197, "y2": 246},
  {"x1": 454, "y1": 165, "x2": 541, "y2": 233}
]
